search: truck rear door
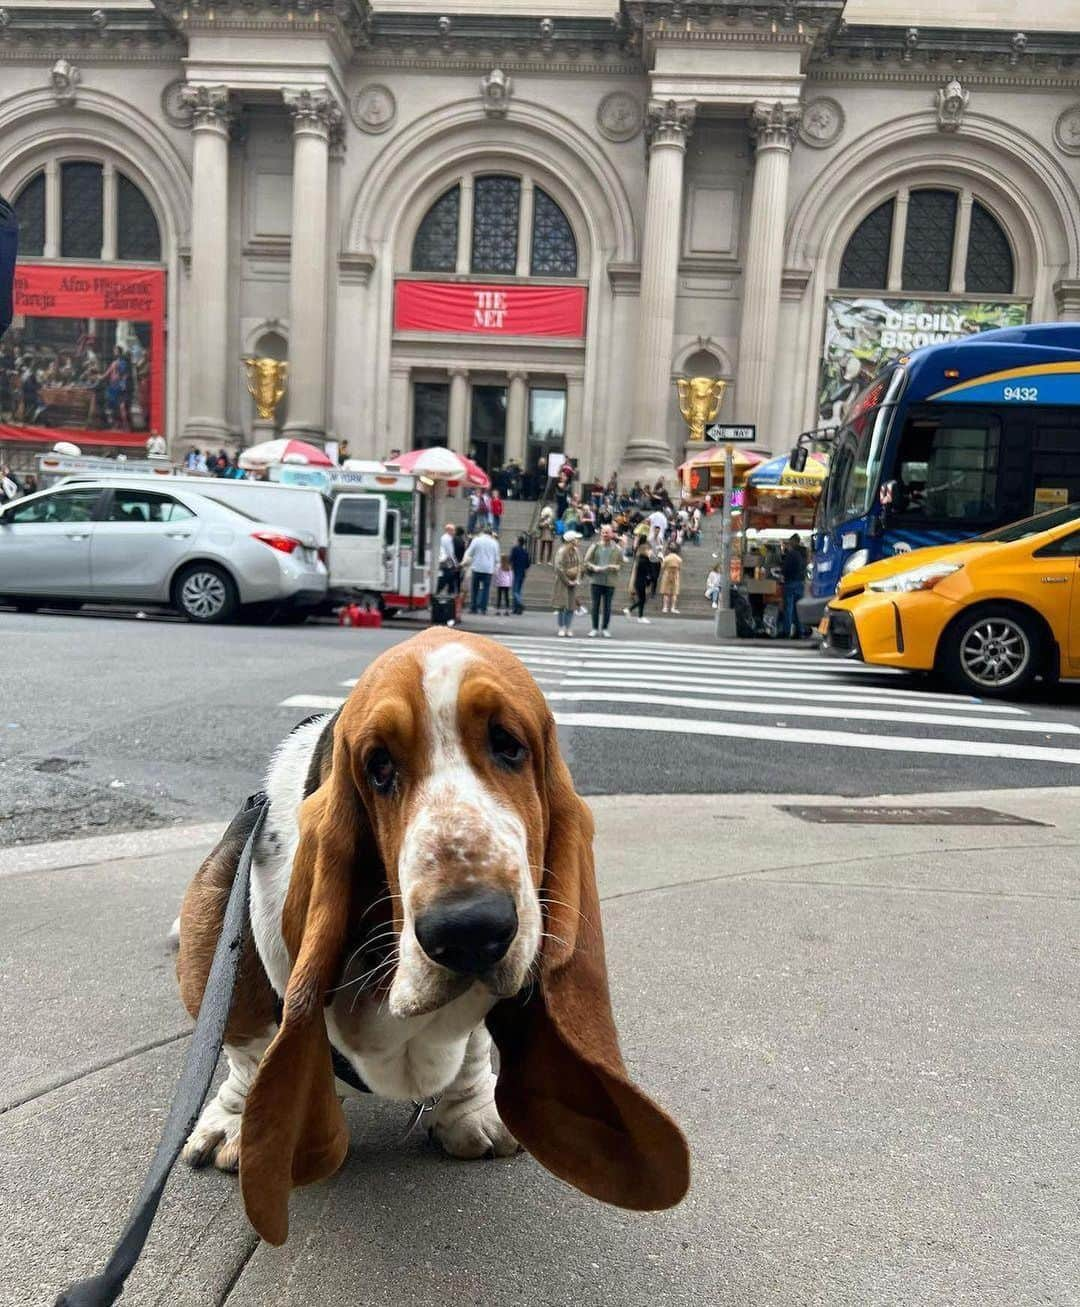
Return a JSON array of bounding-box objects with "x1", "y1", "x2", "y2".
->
[{"x1": 329, "y1": 494, "x2": 386, "y2": 591}]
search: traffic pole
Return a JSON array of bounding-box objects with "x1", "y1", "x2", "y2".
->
[{"x1": 716, "y1": 442, "x2": 733, "y2": 640}]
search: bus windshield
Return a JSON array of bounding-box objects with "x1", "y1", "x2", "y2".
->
[{"x1": 823, "y1": 367, "x2": 904, "y2": 530}]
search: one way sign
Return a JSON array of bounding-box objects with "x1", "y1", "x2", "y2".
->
[{"x1": 705, "y1": 423, "x2": 756, "y2": 444}]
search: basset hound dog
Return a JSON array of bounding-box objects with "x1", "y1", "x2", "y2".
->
[{"x1": 176, "y1": 628, "x2": 689, "y2": 1245}]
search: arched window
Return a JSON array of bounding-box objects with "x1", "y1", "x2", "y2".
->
[
  {"x1": 838, "y1": 187, "x2": 1014, "y2": 295},
  {"x1": 531, "y1": 188, "x2": 577, "y2": 277},
  {"x1": 11, "y1": 162, "x2": 161, "y2": 263},
  {"x1": 12, "y1": 171, "x2": 45, "y2": 258},
  {"x1": 838, "y1": 199, "x2": 894, "y2": 290},
  {"x1": 412, "y1": 184, "x2": 460, "y2": 273},
  {"x1": 410, "y1": 173, "x2": 578, "y2": 278},
  {"x1": 471, "y1": 175, "x2": 521, "y2": 274}
]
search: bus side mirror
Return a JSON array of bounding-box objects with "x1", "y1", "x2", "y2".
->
[{"x1": 790, "y1": 446, "x2": 808, "y2": 473}]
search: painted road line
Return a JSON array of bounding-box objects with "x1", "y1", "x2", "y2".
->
[
  {"x1": 551, "y1": 711, "x2": 1080, "y2": 766},
  {"x1": 528, "y1": 673, "x2": 1028, "y2": 714},
  {"x1": 498, "y1": 638, "x2": 899, "y2": 673},
  {"x1": 503, "y1": 649, "x2": 906, "y2": 678},
  {"x1": 523, "y1": 669, "x2": 1009, "y2": 711},
  {"x1": 280, "y1": 694, "x2": 346, "y2": 709},
  {"x1": 543, "y1": 691, "x2": 1076, "y2": 734},
  {"x1": 512, "y1": 654, "x2": 930, "y2": 687}
]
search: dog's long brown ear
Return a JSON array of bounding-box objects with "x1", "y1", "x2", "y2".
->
[
  {"x1": 488, "y1": 723, "x2": 690, "y2": 1211},
  {"x1": 240, "y1": 760, "x2": 360, "y2": 1246}
]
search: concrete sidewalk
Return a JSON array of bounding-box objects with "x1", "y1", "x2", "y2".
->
[{"x1": 3, "y1": 788, "x2": 1079, "y2": 1305}]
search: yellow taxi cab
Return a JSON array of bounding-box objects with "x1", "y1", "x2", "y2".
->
[{"x1": 821, "y1": 503, "x2": 1080, "y2": 696}]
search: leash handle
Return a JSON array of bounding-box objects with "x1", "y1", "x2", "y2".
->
[{"x1": 55, "y1": 796, "x2": 269, "y2": 1307}]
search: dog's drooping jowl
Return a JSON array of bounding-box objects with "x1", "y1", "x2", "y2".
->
[{"x1": 176, "y1": 628, "x2": 689, "y2": 1244}]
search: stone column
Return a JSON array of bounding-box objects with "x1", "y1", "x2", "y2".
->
[
  {"x1": 565, "y1": 374, "x2": 586, "y2": 469},
  {"x1": 516, "y1": 179, "x2": 535, "y2": 277},
  {"x1": 735, "y1": 101, "x2": 800, "y2": 441},
  {"x1": 448, "y1": 367, "x2": 469, "y2": 454},
  {"x1": 101, "y1": 160, "x2": 117, "y2": 262},
  {"x1": 504, "y1": 370, "x2": 528, "y2": 466},
  {"x1": 456, "y1": 177, "x2": 474, "y2": 274},
  {"x1": 180, "y1": 85, "x2": 232, "y2": 448},
  {"x1": 44, "y1": 159, "x2": 60, "y2": 258},
  {"x1": 282, "y1": 89, "x2": 342, "y2": 445},
  {"x1": 620, "y1": 99, "x2": 695, "y2": 485}
]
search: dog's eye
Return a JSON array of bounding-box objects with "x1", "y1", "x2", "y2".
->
[
  {"x1": 489, "y1": 723, "x2": 527, "y2": 768},
  {"x1": 366, "y1": 747, "x2": 397, "y2": 794}
]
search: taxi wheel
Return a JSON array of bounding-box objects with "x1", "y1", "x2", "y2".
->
[{"x1": 940, "y1": 605, "x2": 1042, "y2": 697}]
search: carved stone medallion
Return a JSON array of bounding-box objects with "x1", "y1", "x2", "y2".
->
[
  {"x1": 1053, "y1": 104, "x2": 1080, "y2": 157},
  {"x1": 597, "y1": 91, "x2": 642, "y2": 143},
  {"x1": 350, "y1": 83, "x2": 396, "y2": 134},
  {"x1": 161, "y1": 78, "x2": 194, "y2": 128},
  {"x1": 798, "y1": 97, "x2": 844, "y2": 149}
]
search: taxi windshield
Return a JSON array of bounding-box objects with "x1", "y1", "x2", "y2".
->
[{"x1": 977, "y1": 502, "x2": 1080, "y2": 543}]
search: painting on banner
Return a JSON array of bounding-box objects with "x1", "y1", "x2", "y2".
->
[
  {"x1": 818, "y1": 296, "x2": 1028, "y2": 431},
  {"x1": 2, "y1": 264, "x2": 166, "y2": 446}
]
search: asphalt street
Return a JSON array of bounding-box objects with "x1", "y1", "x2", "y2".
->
[{"x1": 7, "y1": 606, "x2": 1080, "y2": 847}]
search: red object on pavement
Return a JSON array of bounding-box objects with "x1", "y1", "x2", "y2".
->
[
  {"x1": 394, "y1": 281, "x2": 586, "y2": 338},
  {"x1": 338, "y1": 602, "x2": 382, "y2": 628}
]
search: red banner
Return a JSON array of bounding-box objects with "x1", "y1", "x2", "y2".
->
[
  {"x1": 394, "y1": 281, "x2": 586, "y2": 338},
  {"x1": 4, "y1": 263, "x2": 166, "y2": 444}
]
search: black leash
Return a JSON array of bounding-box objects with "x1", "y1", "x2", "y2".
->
[{"x1": 55, "y1": 792, "x2": 269, "y2": 1307}]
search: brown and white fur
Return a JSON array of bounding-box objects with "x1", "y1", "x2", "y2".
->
[{"x1": 176, "y1": 629, "x2": 689, "y2": 1245}]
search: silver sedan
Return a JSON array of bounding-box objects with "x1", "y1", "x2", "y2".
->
[{"x1": 0, "y1": 480, "x2": 327, "y2": 622}]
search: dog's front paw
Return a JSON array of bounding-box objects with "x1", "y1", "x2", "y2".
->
[
  {"x1": 182, "y1": 1095, "x2": 242, "y2": 1173},
  {"x1": 432, "y1": 1093, "x2": 520, "y2": 1160}
]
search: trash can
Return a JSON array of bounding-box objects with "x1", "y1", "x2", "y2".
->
[{"x1": 430, "y1": 595, "x2": 456, "y2": 626}]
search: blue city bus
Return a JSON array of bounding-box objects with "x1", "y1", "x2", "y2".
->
[{"x1": 798, "y1": 322, "x2": 1080, "y2": 627}]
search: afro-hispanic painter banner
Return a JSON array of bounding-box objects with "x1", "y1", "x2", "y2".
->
[{"x1": 3, "y1": 264, "x2": 166, "y2": 439}]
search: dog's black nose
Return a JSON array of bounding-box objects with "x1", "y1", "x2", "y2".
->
[{"x1": 415, "y1": 891, "x2": 518, "y2": 975}]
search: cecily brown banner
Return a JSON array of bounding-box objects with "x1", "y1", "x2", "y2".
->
[{"x1": 394, "y1": 280, "x2": 587, "y2": 337}]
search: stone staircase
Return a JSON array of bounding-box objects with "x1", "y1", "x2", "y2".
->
[{"x1": 443, "y1": 495, "x2": 727, "y2": 620}]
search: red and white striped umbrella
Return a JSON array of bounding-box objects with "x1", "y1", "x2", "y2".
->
[
  {"x1": 388, "y1": 446, "x2": 490, "y2": 488},
  {"x1": 238, "y1": 437, "x2": 333, "y2": 470}
]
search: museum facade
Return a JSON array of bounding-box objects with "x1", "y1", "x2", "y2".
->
[{"x1": 2, "y1": 0, "x2": 1080, "y2": 482}]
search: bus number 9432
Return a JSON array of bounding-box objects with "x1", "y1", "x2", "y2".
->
[{"x1": 1003, "y1": 385, "x2": 1038, "y2": 402}]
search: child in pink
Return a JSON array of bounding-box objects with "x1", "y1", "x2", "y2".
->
[{"x1": 494, "y1": 557, "x2": 513, "y2": 614}]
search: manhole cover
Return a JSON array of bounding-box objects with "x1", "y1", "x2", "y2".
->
[{"x1": 779, "y1": 805, "x2": 1048, "y2": 827}]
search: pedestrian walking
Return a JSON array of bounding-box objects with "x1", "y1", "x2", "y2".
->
[
  {"x1": 452, "y1": 525, "x2": 467, "y2": 594},
  {"x1": 584, "y1": 523, "x2": 621, "y2": 638},
  {"x1": 776, "y1": 533, "x2": 808, "y2": 638},
  {"x1": 552, "y1": 528, "x2": 583, "y2": 637},
  {"x1": 494, "y1": 555, "x2": 513, "y2": 614},
  {"x1": 490, "y1": 490, "x2": 504, "y2": 536},
  {"x1": 510, "y1": 533, "x2": 530, "y2": 614},
  {"x1": 659, "y1": 544, "x2": 683, "y2": 614},
  {"x1": 436, "y1": 520, "x2": 458, "y2": 596},
  {"x1": 623, "y1": 536, "x2": 652, "y2": 624},
  {"x1": 463, "y1": 525, "x2": 499, "y2": 614}
]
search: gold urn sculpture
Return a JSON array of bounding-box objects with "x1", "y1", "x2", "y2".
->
[
  {"x1": 676, "y1": 376, "x2": 726, "y2": 442},
  {"x1": 242, "y1": 356, "x2": 288, "y2": 422}
]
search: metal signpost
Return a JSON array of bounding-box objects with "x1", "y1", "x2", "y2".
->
[{"x1": 706, "y1": 425, "x2": 755, "y2": 641}]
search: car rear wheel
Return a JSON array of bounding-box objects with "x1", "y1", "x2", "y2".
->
[
  {"x1": 940, "y1": 605, "x2": 1042, "y2": 697},
  {"x1": 174, "y1": 564, "x2": 237, "y2": 624},
  {"x1": 12, "y1": 599, "x2": 39, "y2": 613}
]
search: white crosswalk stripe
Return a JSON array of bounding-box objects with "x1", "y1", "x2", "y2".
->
[{"x1": 278, "y1": 632, "x2": 1080, "y2": 770}]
